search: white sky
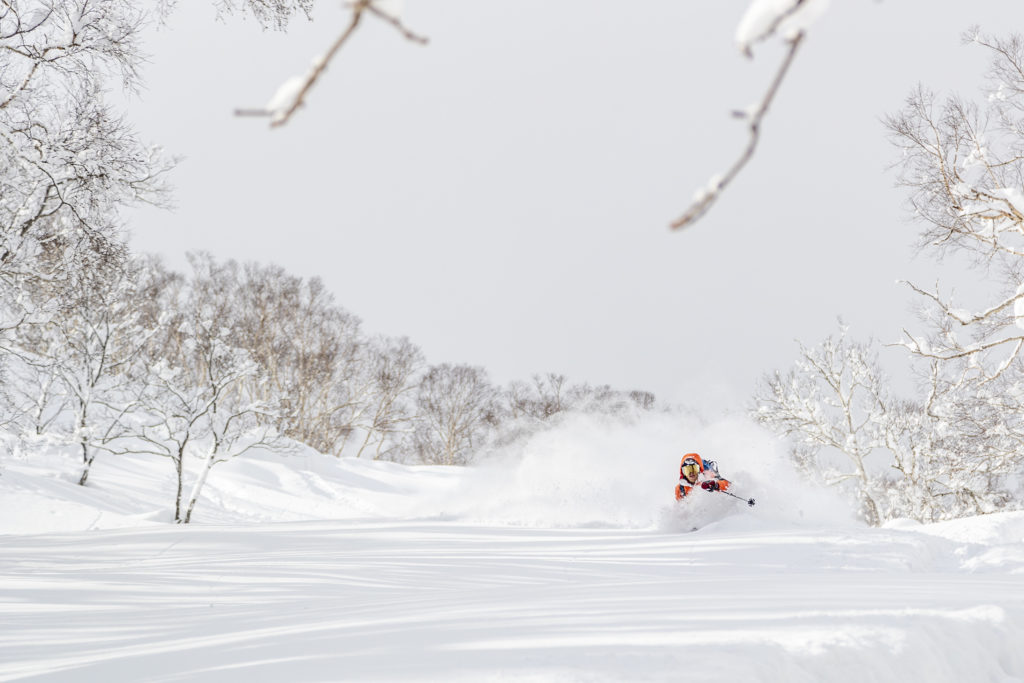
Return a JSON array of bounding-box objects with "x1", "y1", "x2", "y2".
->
[{"x1": 123, "y1": 1, "x2": 1013, "y2": 417}]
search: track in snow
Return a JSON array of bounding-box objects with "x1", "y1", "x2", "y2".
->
[{"x1": 2, "y1": 518, "x2": 1022, "y2": 682}]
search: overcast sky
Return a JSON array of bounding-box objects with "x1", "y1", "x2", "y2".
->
[{"x1": 123, "y1": 1, "x2": 1014, "y2": 417}]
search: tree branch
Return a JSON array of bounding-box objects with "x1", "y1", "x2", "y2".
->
[
  {"x1": 236, "y1": 0, "x2": 428, "y2": 128},
  {"x1": 670, "y1": 31, "x2": 805, "y2": 230}
]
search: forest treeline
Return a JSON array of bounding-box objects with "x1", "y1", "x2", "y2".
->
[{"x1": 0, "y1": 252, "x2": 659, "y2": 522}]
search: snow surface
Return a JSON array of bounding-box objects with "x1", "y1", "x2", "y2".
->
[{"x1": 2, "y1": 413, "x2": 1023, "y2": 682}]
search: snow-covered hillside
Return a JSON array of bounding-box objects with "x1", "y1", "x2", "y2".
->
[{"x1": 1, "y1": 413, "x2": 1023, "y2": 682}]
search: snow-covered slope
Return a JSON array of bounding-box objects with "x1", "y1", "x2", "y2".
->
[{"x1": 1, "y1": 414, "x2": 1023, "y2": 682}]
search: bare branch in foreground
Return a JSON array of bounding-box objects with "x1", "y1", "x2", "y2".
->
[
  {"x1": 235, "y1": 0, "x2": 428, "y2": 128},
  {"x1": 365, "y1": 3, "x2": 429, "y2": 45},
  {"x1": 670, "y1": 31, "x2": 805, "y2": 231}
]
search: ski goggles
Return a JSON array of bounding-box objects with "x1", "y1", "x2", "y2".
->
[{"x1": 681, "y1": 462, "x2": 700, "y2": 480}]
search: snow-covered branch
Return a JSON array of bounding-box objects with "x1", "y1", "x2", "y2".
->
[
  {"x1": 670, "y1": 32, "x2": 804, "y2": 230},
  {"x1": 754, "y1": 325, "x2": 1019, "y2": 523},
  {"x1": 888, "y1": 33, "x2": 1024, "y2": 384},
  {"x1": 671, "y1": 0, "x2": 828, "y2": 229},
  {"x1": 235, "y1": 0, "x2": 427, "y2": 127}
]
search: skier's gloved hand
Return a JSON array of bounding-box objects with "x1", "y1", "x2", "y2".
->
[{"x1": 700, "y1": 480, "x2": 720, "y2": 491}]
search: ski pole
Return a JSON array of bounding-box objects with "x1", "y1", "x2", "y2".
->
[{"x1": 721, "y1": 490, "x2": 755, "y2": 507}]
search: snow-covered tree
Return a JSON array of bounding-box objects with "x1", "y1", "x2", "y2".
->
[
  {"x1": 912, "y1": 359, "x2": 1024, "y2": 517},
  {"x1": 1, "y1": 2, "x2": 172, "y2": 476},
  {"x1": 754, "y1": 34, "x2": 1024, "y2": 524},
  {"x1": 887, "y1": 32, "x2": 1024, "y2": 379},
  {"x1": 0, "y1": 346, "x2": 65, "y2": 437},
  {"x1": 753, "y1": 328, "x2": 894, "y2": 525},
  {"x1": 881, "y1": 31, "x2": 1024, "y2": 514},
  {"x1": 1, "y1": 2, "x2": 172, "y2": 334},
  {"x1": 755, "y1": 324, "x2": 1022, "y2": 524},
  {"x1": 16, "y1": 257, "x2": 160, "y2": 485},
  {"x1": 128, "y1": 327, "x2": 278, "y2": 523},
  {"x1": 95, "y1": 259, "x2": 285, "y2": 523}
]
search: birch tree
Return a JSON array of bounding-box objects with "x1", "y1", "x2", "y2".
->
[
  {"x1": 95, "y1": 259, "x2": 284, "y2": 523},
  {"x1": 35, "y1": 258, "x2": 156, "y2": 485},
  {"x1": 414, "y1": 364, "x2": 498, "y2": 466},
  {"x1": 227, "y1": 257, "x2": 365, "y2": 455},
  {"x1": 352, "y1": 335, "x2": 422, "y2": 460},
  {"x1": 130, "y1": 334, "x2": 271, "y2": 522}
]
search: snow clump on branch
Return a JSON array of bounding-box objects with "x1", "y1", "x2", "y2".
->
[{"x1": 735, "y1": 0, "x2": 830, "y2": 56}]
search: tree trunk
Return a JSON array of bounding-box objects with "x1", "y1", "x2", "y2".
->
[
  {"x1": 78, "y1": 451, "x2": 96, "y2": 486},
  {"x1": 174, "y1": 455, "x2": 185, "y2": 523},
  {"x1": 857, "y1": 468, "x2": 882, "y2": 526},
  {"x1": 182, "y1": 452, "x2": 216, "y2": 524},
  {"x1": 355, "y1": 424, "x2": 377, "y2": 459},
  {"x1": 77, "y1": 408, "x2": 92, "y2": 486}
]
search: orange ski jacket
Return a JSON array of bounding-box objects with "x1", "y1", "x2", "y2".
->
[{"x1": 674, "y1": 452, "x2": 730, "y2": 501}]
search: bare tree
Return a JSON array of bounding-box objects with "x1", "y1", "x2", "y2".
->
[
  {"x1": 353, "y1": 335, "x2": 423, "y2": 460},
  {"x1": 502, "y1": 379, "x2": 535, "y2": 422},
  {"x1": 225, "y1": 257, "x2": 365, "y2": 455},
  {"x1": 414, "y1": 363, "x2": 498, "y2": 466},
  {"x1": 489, "y1": 373, "x2": 659, "y2": 457}
]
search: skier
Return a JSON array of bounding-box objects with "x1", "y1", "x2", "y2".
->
[{"x1": 674, "y1": 452, "x2": 731, "y2": 501}]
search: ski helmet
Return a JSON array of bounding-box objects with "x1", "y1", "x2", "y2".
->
[{"x1": 680, "y1": 453, "x2": 703, "y2": 483}]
